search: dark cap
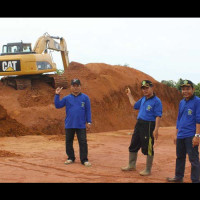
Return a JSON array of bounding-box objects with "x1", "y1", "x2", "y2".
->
[
  {"x1": 71, "y1": 79, "x2": 81, "y2": 86},
  {"x1": 141, "y1": 80, "x2": 153, "y2": 88},
  {"x1": 181, "y1": 80, "x2": 194, "y2": 88}
]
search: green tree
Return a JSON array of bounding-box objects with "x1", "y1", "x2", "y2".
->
[
  {"x1": 54, "y1": 69, "x2": 64, "y2": 75},
  {"x1": 175, "y1": 78, "x2": 184, "y2": 92},
  {"x1": 194, "y1": 83, "x2": 200, "y2": 97},
  {"x1": 161, "y1": 80, "x2": 176, "y2": 88},
  {"x1": 161, "y1": 78, "x2": 200, "y2": 97}
]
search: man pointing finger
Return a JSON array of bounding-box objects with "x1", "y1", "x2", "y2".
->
[{"x1": 54, "y1": 79, "x2": 92, "y2": 167}]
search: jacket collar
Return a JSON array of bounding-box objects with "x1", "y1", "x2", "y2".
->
[
  {"x1": 184, "y1": 94, "x2": 195, "y2": 102},
  {"x1": 145, "y1": 93, "x2": 156, "y2": 100},
  {"x1": 71, "y1": 92, "x2": 82, "y2": 97}
]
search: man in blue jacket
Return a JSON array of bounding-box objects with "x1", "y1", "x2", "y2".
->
[
  {"x1": 167, "y1": 80, "x2": 200, "y2": 183},
  {"x1": 121, "y1": 80, "x2": 162, "y2": 176},
  {"x1": 54, "y1": 78, "x2": 92, "y2": 167}
]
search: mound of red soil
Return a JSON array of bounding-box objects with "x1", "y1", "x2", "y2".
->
[
  {"x1": 0, "y1": 62, "x2": 182, "y2": 136},
  {"x1": 0, "y1": 105, "x2": 41, "y2": 137}
]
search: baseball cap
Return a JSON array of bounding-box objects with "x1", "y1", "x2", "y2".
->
[
  {"x1": 71, "y1": 78, "x2": 81, "y2": 85},
  {"x1": 141, "y1": 80, "x2": 153, "y2": 88},
  {"x1": 180, "y1": 80, "x2": 193, "y2": 88}
]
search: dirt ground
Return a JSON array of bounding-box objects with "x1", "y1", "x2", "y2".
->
[
  {"x1": 0, "y1": 127, "x2": 194, "y2": 183},
  {"x1": 0, "y1": 62, "x2": 189, "y2": 183}
]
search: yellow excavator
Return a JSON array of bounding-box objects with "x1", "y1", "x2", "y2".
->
[{"x1": 0, "y1": 32, "x2": 69, "y2": 89}]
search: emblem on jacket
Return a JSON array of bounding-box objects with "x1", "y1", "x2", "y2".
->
[
  {"x1": 146, "y1": 105, "x2": 152, "y2": 111},
  {"x1": 188, "y1": 109, "x2": 193, "y2": 115},
  {"x1": 81, "y1": 102, "x2": 85, "y2": 107}
]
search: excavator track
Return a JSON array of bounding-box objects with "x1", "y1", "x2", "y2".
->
[
  {"x1": 15, "y1": 78, "x2": 32, "y2": 90},
  {"x1": 1, "y1": 74, "x2": 68, "y2": 90},
  {"x1": 1, "y1": 76, "x2": 32, "y2": 90},
  {"x1": 46, "y1": 74, "x2": 68, "y2": 89}
]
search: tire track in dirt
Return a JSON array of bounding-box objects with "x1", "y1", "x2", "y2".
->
[{"x1": 0, "y1": 159, "x2": 143, "y2": 182}]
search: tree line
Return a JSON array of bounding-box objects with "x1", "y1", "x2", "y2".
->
[{"x1": 161, "y1": 78, "x2": 200, "y2": 97}]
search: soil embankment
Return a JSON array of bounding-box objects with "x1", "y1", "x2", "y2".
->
[{"x1": 0, "y1": 62, "x2": 182, "y2": 136}]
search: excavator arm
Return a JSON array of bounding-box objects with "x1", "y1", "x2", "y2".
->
[{"x1": 33, "y1": 33, "x2": 69, "y2": 70}]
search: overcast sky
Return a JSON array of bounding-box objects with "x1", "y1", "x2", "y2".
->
[{"x1": 0, "y1": 17, "x2": 200, "y2": 84}]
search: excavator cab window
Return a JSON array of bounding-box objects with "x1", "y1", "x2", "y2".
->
[
  {"x1": 2, "y1": 45, "x2": 7, "y2": 53},
  {"x1": 4, "y1": 45, "x2": 21, "y2": 53},
  {"x1": 10, "y1": 45, "x2": 20, "y2": 53},
  {"x1": 1, "y1": 43, "x2": 33, "y2": 55},
  {"x1": 22, "y1": 44, "x2": 31, "y2": 52}
]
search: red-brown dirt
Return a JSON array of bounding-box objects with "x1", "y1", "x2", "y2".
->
[
  {"x1": 0, "y1": 62, "x2": 187, "y2": 183},
  {"x1": 0, "y1": 128, "x2": 193, "y2": 183},
  {"x1": 0, "y1": 62, "x2": 182, "y2": 136}
]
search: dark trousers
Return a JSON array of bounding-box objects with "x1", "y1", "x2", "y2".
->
[
  {"x1": 65, "y1": 129, "x2": 88, "y2": 164},
  {"x1": 129, "y1": 119, "x2": 155, "y2": 156},
  {"x1": 175, "y1": 137, "x2": 200, "y2": 183}
]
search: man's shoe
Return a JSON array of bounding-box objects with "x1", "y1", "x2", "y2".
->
[
  {"x1": 121, "y1": 166, "x2": 136, "y2": 171},
  {"x1": 64, "y1": 159, "x2": 74, "y2": 165},
  {"x1": 166, "y1": 177, "x2": 183, "y2": 183},
  {"x1": 139, "y1": 169, "x2": 151, "y2": 176},
  {"x1": 84, "y1": 161, "x2": 92, "y2": 167}
]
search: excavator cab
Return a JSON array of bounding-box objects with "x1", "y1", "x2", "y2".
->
[{"x1": 1, "y1": 42, "x2": 33, "y2": 55}]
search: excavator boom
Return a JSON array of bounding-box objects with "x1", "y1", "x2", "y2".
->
[{"x1": 33, "y1": 33, "x2": 69, "y2": 70}]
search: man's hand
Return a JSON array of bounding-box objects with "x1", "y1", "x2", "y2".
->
[
  {"x1": 192, "y1": 136, "x2": 199, "y2": 147},
  {"x1": 153, "y1": 129, "x2": 159, "y2": 140},
  {"x1": 153, "y1": 117, "x2": 161, "y2": 140},
  {"x1": 86, "y1": 123, "x2": 91, "y2": 132},
  {"x1": 173, "y1": 133, "x2": 177, "y2": 145},
  {"x1": 125, "y1": 87, "x2": 135, "y2": 106},
  {"x1": 126, "y1": 87, "x2": 131, "y2": 96},
  {"x1": 55, "y1": 87, "x2": 63, "y2": 95},
  {"x1": 194, "y1": 124, "x2": 200, "y2": 147}
]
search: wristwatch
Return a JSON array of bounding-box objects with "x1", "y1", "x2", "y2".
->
[
  {"x1": 87, "y1": 123, "x2": 91, "y2": 125},
  {"x1": 195, "y1": 134, "x2": 200, "y2": 138}
]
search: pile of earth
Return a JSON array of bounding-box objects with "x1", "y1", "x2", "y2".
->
[
  {"x1": 0, "y1": 62, "x2": 182, "y2": 136},
  {"x1": 0, "y1": 105, "x2": 42, "y2": 137}
]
